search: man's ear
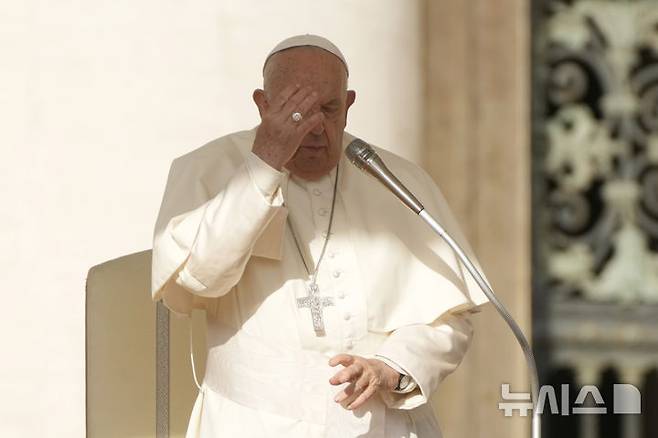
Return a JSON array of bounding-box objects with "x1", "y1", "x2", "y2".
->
[
  {"x1": 253, "y1": 89, "x2": 268, "y2": 117},
  {"x1": 344, "y1": 90, "x2": 356, "y2": 124},
  {"x1": 346, "y1": 90, "x2": 356, "y2": 109}
]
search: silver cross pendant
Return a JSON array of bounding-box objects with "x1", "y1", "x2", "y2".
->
[{"x1": 296, "y1": 282, "x2": 334, "y2": 336}]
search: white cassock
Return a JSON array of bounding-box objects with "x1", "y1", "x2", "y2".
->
[{"x1": 151, "y1": 127, "x2": 490, "y2": 437}]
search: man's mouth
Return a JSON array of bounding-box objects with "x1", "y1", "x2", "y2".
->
[{"x1": 301, "y1": 144, "x2": 327, "y2": 149}]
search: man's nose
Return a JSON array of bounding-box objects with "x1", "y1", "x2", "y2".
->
[{"x1": 310, "y1": 118, "x2": 325, "y2": 135}]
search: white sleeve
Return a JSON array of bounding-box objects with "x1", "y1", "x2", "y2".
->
[
  {"x1": 152, "y1": 150, "x2": 287, "y2": 308},
  {"x1": 372, "y1": 311, "x2": 474, "y2": 410},
  {"x1": 174, "y1": 152, "x2": 285, "y2": 295}
]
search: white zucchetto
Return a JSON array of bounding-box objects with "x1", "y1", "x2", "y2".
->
[{"x1": 263, "y1": 34, "x2": 349, "y2": 76}]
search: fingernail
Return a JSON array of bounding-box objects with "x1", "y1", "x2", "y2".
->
[{"x1": 334, "y1": 394, "x2": 341, "y2": 402}]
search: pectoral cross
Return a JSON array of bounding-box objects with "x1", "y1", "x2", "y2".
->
[{"x1": 296, "y1": 282, "x2": 334, "y2": 335}]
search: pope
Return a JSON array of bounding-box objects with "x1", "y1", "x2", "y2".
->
[{"x1": 152, "y1": 34, "x2": 489, "y2": 437}]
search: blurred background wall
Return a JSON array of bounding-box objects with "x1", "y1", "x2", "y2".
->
[
  {"x1": 423, "y1": 1, "x2": 531, "y2": 437},
  {"x1": 11, "y1": 0, "x2": 658, "y2": 437}
]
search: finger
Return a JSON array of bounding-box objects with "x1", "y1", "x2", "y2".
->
[
  {"x1": 347, "y1": 384, "x2": 377, "y2": 411},
  {"x1": 296, "y1": 112, "x2": 324, "y2": 135},
  {"x1": 329, "y1": 363, "x2": 363, "y2": 386},
  {"x1": 329, "y1": 363, "x2": 363, "y2": 385},
  {"x1": 340, "y1": 374, "x2": 369, "y2": 407},
  {"x1": 333, "y1": 382, "x2": 356, "y2": 403},
  {"x1": 328, "y1": 354, "x2": 354, "y2": 367},
  {"x1": 294, "y1": 90, "x2": 319, "y2": 117},
  {"x1": 271, "y1": 83, "x2": 299, "y2": 110},
  {"x1": 281, "y1": 86, "x2": 313, "y2": 116}
]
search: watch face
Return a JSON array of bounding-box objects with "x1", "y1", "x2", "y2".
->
[{"x1": 397, "y1": 374, "x2": 411, "y2": 390}]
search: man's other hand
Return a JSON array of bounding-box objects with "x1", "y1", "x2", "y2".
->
[{"x1": 328, "y1": 354, "x2": 400, "y2": 411}]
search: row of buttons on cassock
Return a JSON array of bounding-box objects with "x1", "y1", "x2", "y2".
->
[{"x1": 311, "y1": 183, "x2": 354, "y2": 350}]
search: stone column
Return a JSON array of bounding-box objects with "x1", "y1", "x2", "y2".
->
[
  {"x1": 421, "y1": 1, "x2": 531, "y2": 437},
  {"x1": 575, "y1": 364, "x2": 601, "y2": 438},
  {"x1": 619, "y1": 366, "x2": 644, "y2": 438}
]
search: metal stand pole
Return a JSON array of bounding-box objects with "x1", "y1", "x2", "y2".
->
[{"x1": 418, "y1": 210, "x2": 541, "y2": 438}]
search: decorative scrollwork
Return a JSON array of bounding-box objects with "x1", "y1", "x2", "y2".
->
[
  {"x1": 549, "y1": 61, "x2": 589, "y2": 105},
  {"x1": 540, "y1": 0, "x2": 658, "y2": 303}
]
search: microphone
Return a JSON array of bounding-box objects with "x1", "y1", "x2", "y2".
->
[
  {"x1": 344, "y1": 137, "x2": 542, "y2": 438},
  {"x1": 344, "y1": 139, "x2": 424, "y2": 214}
]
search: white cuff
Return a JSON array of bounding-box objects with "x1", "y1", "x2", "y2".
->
[
  {"x1": 246, "y1": 151, "x2": 285, "y2": 202},
  {"x1": 374, "y1": 354, "x2": 418, "y2": 394},
  {"x1": 175, "y1": 266, "x2": 207, "y2": 293}
]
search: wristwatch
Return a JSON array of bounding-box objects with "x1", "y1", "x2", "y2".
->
[{"x1": 395, "y1": 372, "x2": 413, "y2": 392}]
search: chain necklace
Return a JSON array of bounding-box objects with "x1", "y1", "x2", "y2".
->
[{"x1": 287, "y1": 163, "x2": 340, "y2": 336}]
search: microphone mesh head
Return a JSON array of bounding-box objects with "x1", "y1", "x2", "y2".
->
[{"x1": 345, "y1": 139, "x2": 376, "y2": 169}]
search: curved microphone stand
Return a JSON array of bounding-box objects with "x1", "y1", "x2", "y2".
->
[{"x1": 345, "y1": 139, "x2": 541, "y2": 438}]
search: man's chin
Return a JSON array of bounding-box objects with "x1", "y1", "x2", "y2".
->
[
  {"x1": 297, "y1": 146, "x2": 327, "y2": 157},
  {"x1": 287, "y1": 161, "x2": 333, "y2": 181}
]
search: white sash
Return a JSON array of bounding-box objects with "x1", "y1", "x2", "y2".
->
[{"x1": 199, "y1": 321, "x2": 386, "y2": 437}]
